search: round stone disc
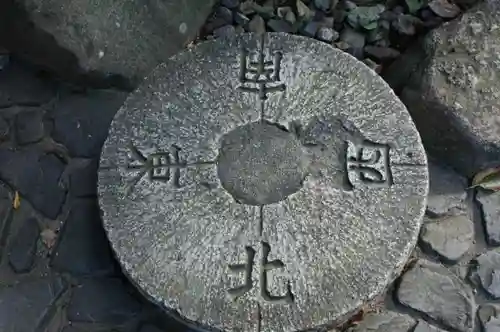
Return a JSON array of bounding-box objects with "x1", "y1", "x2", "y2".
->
[{"x1": 98, "y1": 33, "x2": 429, "y2": 332}]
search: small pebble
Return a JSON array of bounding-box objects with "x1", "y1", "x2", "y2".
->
[
  {"x1": 363, "y1": 58, "x2": 382, "y2": 74},
  {"x1": 234, "y1": 12, "x2": 250, "y2": 26},
  {"x1": 277, "y1": 6, "x2": 292, "y2": 19},
  {"x1": 216, "y1": 6, "x2": 234, "y2": 24},
  {"x1": 315, "y1": 0, "x2": 333, "y2": 12},
  {"x1": 267, "y1": 19, "x2": 294, "y2": 33},
  {"x1": 247, "y1": 14, "x2": 266, "y2": 33},
  {"x1": 239, "y1": 0, "x2": 256, "y2": 15},
  {"x1": 321, "y1": 16, "x2": 335, "y2": 28},
  {"x1": 392, "y1": 14, "x2": 419, "y2": 35},
  {"x1": 340, "y1": 26, "x2": 366, "y2": 48},
  {"x1": 364, "y1": 45, "x2": 401, "y2": 61},
  {"x1": 213, "y1": 25, "x2": 236, "y2": 38},
  {"x1": 317, "y1": 27, "x2": 339, "y2": 42},
  {"x1": 297, "y1": 0, "x2": 314, "y2": 20},
  {"x1": 429, "y1": 0, "x2": 461, "y2": 18},
  {"x1": 301, "y1": 21, "x2": 321, "y2": 37},
  {"x1": 221, "y1": 0, "x2": 240, "y2": 9},
  {"x1": 285, "y1": 10, "x2": 297, "y2": 24}
]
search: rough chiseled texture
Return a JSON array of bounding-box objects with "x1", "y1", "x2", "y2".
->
[
  {"x1": 385, "y1": 0, "x2": 500, "y2": 177},
  {"x1": 396, "y1": 260, "x2": 475, "y2": 332},
  {"x1": 98, "y1": 33, "x2": 428, "y2": 332}
]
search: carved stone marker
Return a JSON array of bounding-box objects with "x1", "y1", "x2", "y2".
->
[{"x1": 98, "y1": 33, "x2": 429, "y2": 332}]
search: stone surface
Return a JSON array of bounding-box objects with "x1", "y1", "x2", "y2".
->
[
  {"x1": 0, "y1": 0, "x2": 215, "y2": 89},
  {"x1": 397, "y1": 260, "x2": 475, "y2": 332},
  {"x1": 98, "y1": 33, "x2": 428, "y2": 332},
  {"x1": 8, "y1": 216, "x2": 39, "y2": 273},
  {"x1": 14, "y1": 108, "x2": 45, "y2": 145},
  {"x1": 478, "y1": 304, "x2": 500, "y2": 332},
  {"x1": 0, "y1": 277, "x2": 66, "y2": 331},
  {"x1": 472, "y1": 250, "x2": 500, "y2": 299},
  {"x1": 477, "y1": 191, "x2": 500, "y2": 246},
  {"x1": 420, "y1": 215, "x2": 474, "y2": 262},
  {"x1": 0, "y1": 150, "x2": 66, "y2": 218},
  {"x1": 51, "y1": 90, "x2": 127, "y2": 158},
  {"x1": 51, "y1": 199, "x2": 116, "y2": 276},
  {"x1": 384, "y1": 0, "x2": 500, "y2": 177},
  {"x1": 68, "y1": 158, "x2": 99, "y2": 197},
  {"x1": 68, "y1": 278, "x2": 143, "y2": 324},
  {"x1": 345, "y1": 311, "x2": 415, "y2": 332},
  {"x1": 426, "y1": 160, "x2": 467, "y2": 216},
  {"x1": 414, "y1": 320, "x2": 447, "y2": 332},
  {"x1": 139, "y1": 325, "x2": 165, "y2": 332},
  {"x1": 0, "y1": 60, "x2": 55, "y2": 107}
]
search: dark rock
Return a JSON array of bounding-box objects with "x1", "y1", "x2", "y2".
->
[
  {"x1": 345, "y1": 311, "x2": 415, "y2": 332},
  {"x1": 0, "y1": 277, "x2": 66, "y2": 331},
  {"x1": 69, "y1": 158, "x2": 99, "y2": 197},
  {"x1": 414, "y1": 320, "x2": 447, "y2": 332},
  {"x1": 68, "y1": 278, "x2": 143, "y2": 324},
  {"x1": 267, "y1": 19, "x2": 295, "y2": 33},
  {"x1": 0, "y1": 61, "x2": 55, "y2": 107},
  {"x1": 321, "y1": 16, "x2": 335, "y2": 28},
  {"x1": 397, "y1": 260, "x2": 475, "y2": 332},
  {"x1": 0, "y1": 181, "x2": 13, "y2": 246},
  {"x1": 478, "y1": 304, "x2": 500, "y2": 332},
  {"x1": 420, "y1": 215, "x2": 474, "y2": 262},
  {"x1": 301, "y1": 21, "x2": 321, "y2": 37},
  {"x1": 472, "y1": 250, "x2": 500, "y2": 299},
  {"x1": 215, "y1": 6, "x2": 234, "y2": 24},
  {"x1": 427, "y1": 160, "x2": 467, "y2": 216},
  {"x1": 8, "y1": 216, "x2": 39, "y2": 273},
  {"x1": 0, "y1": 116, "x2": 9, "y2": 140},
  {"x1": 477, "y1": 191, "x2": 500, "y2": 246},
  {"x1": 14, "y1": 108, "x2": 45, "y2": 145},
  {"x1": 213, "y1": 25, "x2": 237, "y2": 38},
  {"x1": 284, "y1": 10, "x2": 297, "y2": 25},
  {"x1": 317, "y1": 27, "x2": 339, "y2": 42},
  {"x1": 0, "y1": 54, "x2": 9, "y2": 70},
  {"x1": 247, "y1": 15, "x2": 266, "y2": 33},
  {"x1": 392, "y1": 14, "x2": 420, "y2": 35},
  {"x1": 315, "y1": 0, "x2": 333, "y2": 12},
  {"x1": 384, "y1": 0, "x2": 500, "y2": 177},
  {"x1": 139, "y1": 325, "x2": 165, "y2": 332},
  {"x1": 0, "y1": 0, "x2": 215, "y2": 88},
  {"x1": 51, "y1": 199, "x2": 116, "y2": 276},
  {"x1": 221, "y1": 0, "x2": 240, "y2": 9},
  {"x1": 51, "y1": 90, "x2": 126, "y2": 158},
  {"x1": 364, "y1": 45, "x2": 400, "y2": 61},
  {"x1": 340, "y1": 26, "x2": 366, "y2": 48},
  {"x1": 0, "y1": 150, "x2": 66, "y2": 219},
  {"x1": 429, "y1": 0, "x2": 461, "y2": 18}
]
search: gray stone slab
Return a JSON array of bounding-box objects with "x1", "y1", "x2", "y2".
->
[
  {"x1": 420, "y1": 215, "x2": 474, "y2": 262},
  {"x1": 397, "y1": 260, "x2": 475, "y2": 332},
  {"x1": 477, "y1": 191, "x2": 500, "y2": 246},
  {"x1": 472, "y1": 250, "x2": 500, "y2": 299},
  {"x1": 98, "y1": 33, "x2": 428, "y2": 332},
  {"x1": 345, "y1": 311, "x2": 415, "y2": 332}
]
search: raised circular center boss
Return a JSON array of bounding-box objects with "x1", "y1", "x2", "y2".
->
[{"x1": 98, "y1": 33, "x2": 429, "y2": 332}]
